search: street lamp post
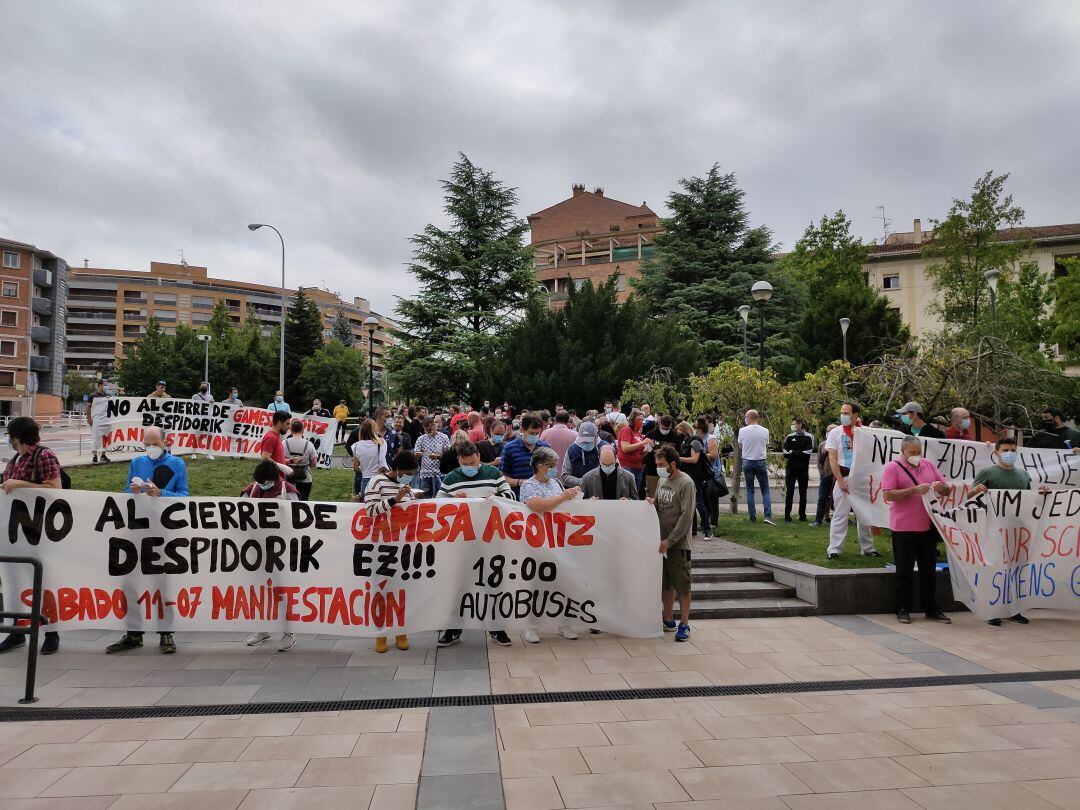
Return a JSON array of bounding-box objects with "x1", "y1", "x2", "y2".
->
[
  {"x1": 737, "y1": 305, "x2": 751, "y2": 367},
  {"x1": 364, "y1": 316, "x2": 379, "y2": 417},
  {"x1": 839, "y1": 317, "x2": 850, "y2": 363},
  {"x1": 750, "y1": 281, "x2": 773, "y2": 372},
  {"x1": 983, "y1": 268, "x2": 1000, "y2": 337},
  {"x1": 247, "y1": 224, "x2": 286, "y2": 394},
  {"x1": 198, "y1": 334, "x2": 211, "y2": 392}
]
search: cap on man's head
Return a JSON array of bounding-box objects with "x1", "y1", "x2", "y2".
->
[
  {"x1": 895, "y1": 401, "x2": 924, "y2": 416},
  {"x1": 578, "y1": 421, "x2": 598, "y2": 440}
]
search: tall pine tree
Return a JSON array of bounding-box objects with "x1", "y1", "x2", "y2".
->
[
  {"x1": 634, "y1": 164, "x2": 803, "y2": 377},
  {"x1": 283, "y1": 287, "x2": 325, "y2": 396},
  {"x1": 388, "y1": 153, "x2": 541, "y2": 404},
  {"x1": 330, "y1": 307, "x2": 355, "y2": 345}
]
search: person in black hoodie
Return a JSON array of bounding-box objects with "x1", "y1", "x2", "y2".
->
[{"x1": 782, "y1": 418, "x2": 815, "y2": 522}]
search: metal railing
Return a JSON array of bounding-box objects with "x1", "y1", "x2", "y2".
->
[{"x1": 0, "y1": 556, "x2": 47, "y2": 703}]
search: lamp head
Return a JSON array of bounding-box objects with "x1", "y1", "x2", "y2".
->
[
  {"x1": 737, "y1": 304, "x2": 751, "y2": 323},
  {"x1": 364, "y1": 316, "x2": 379, "y2": 332},
  {"x1": 983, "y1": 267, "x2": 1001, "y2": 293},
  {"x1": 839, "y1": 317, "x2": 851, "y2": 335},
  {"x1": 247, "y1": 223, "x2": 263, "y2": 231},
  {"x1": 198, "y1": 334, "x2": 211, "y2": 343},
  {"x1": 750, "y1": 280, "x2": 774, "y2": 303}
]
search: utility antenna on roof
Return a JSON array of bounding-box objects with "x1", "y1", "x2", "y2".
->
[
  {"x1": 876, "y1": 206, "x2": 892, "y2": 244},
  {"x1": 177, "y1": 249, "x2": 188, "y2": 267}
]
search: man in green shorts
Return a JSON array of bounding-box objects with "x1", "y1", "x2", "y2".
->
[{"x1": 654, "y1": 445, "x2": 696, "y2": 641}]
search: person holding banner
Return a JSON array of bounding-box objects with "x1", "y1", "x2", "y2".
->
[
  {"x1": 260, "y1": 409, "x2": 296, "y2": 480},
  {"x1": 222, "y1": 387, "x2": 243, "y2": 407},
  {"x1": 519, "y1": 446, "x2": 581, "y2": 644},
  {"x1": 148, "y1": 380, "x2": 170, "y2": 399},
  {"x1": 88, "y1": 378, "x2": 112, "y2": 464},
  {"x1": 364, "y1": 450, "x2": 418, "y2": 653},
  {"x1": 881, "y1": 435, "x2": 954, "y2": 625},
  {"x1": 0, "y1": 417, "x2": 63, "y2": 655},
  {"x1": 826, "y1": 404, "x2": 878, "y2": 559}
]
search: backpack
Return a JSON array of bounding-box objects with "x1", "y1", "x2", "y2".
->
[
  {"x1": 703, "y1": 436, "x2": 729, "y2": 497},
  {"x1": 283, "y1": 436, "x2": 313, "y2": 479},
  {"x1": 31, "y1": 446, "x2": 71, "y2": 490}
]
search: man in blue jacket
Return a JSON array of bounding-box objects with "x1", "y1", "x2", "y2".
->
[
  {"x1": 106, "y1": 426, "x2": 188, "y2": 655},
  {"x1": 498, "y1": 414, "x2": 549, "y2": 493}
]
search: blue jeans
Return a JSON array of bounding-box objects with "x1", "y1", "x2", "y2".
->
[
  {"x1": 742, "y1": 459, "x2": 772, "y2": 519},
  {"x1": 418, "y1": 475, "x2": 442, "y2": 498},
  {"x1": 628, "y1": 467, "x2": 645, "y2": 497},
  {"x1": 354, "y1": 474, "x2": 371, "y2": 497}
]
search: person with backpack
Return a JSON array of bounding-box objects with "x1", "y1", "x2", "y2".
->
[
  {"x1": 105, "y1": 426, "x2": 187, "y2": 655},
  {"x1": 0, "y1": 416, "x2": 64, "y2": 655},
  {"x1": 283, "y1": 419, "x2": 318, "y2": 501},
  {"x1": 678, "y1": 419, "x2": 716, "y2": 540}
]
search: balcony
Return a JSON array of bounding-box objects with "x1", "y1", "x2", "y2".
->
[
  {"x1": 65, "y1": 332, "x2": 114, "y2": 341},
  {"x1": 68, "y1": 310, "x2": 117, "y2": 321},
  {"x1": 33, "y1": 268, "x2": 53, "y2": 287},
  {"x1": 30, "y1": 325, "x2": 51, "y2": 343},
  {"x1": 29, "y1": 355, "x2": 51, "y2": 372},
  {"x1": 32, "y1": 297, "x2": 53, "y2": 316}
]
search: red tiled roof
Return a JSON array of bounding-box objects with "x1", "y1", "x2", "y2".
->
[
  {"x1": 528, "y1": 190, "x2": 656, "y2": 220},
  {"x1": 869, "y1": 223, "x2": 1080, "y2": 255}
]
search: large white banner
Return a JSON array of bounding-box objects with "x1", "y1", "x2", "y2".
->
[
  {"x1": 849, "y1": 427, "x2": 1080, "y2": 528},
  {"x1": 926, "y1": 490, "x2": 1080, "y2": 618},
  {"x1": 0, "y1": 491, "x2": 662, "y2": 638},
  {"x1": 92, "y1": 397, "x2": 337, "y2": 468}
]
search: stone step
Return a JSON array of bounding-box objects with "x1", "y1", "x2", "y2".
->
[
  {"x1": 689, "y1": 597, "x2": 817, "y2": 620},
  {"x1": 691, "y1": 566, "x2": 773, "y2": 583},
  {"x1": 692, "y1": 581, "x2": 796, "y2": 600},
  {"x1": 693, "y1": 557, "x2": 753, "y2": 568}
]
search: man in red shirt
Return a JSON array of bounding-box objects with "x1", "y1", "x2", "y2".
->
[
  {"x1": 260, "y1": 410, "x2": 293, "y2": 478},
  {"x1": 945, "y1": 407, "x2": 974, "y2": 441}
]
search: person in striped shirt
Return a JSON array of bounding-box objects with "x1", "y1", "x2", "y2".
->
[
  {"x1": 437, "y1": 441, "x2": 516, "y2": 649},
  {"x1": 364, "y1": 450, "x2": 419, "y2": 654}
]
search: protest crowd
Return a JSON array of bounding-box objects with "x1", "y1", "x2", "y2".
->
[{"x1": 4, "y1": 377, "x2": 1080, "y2": 658}]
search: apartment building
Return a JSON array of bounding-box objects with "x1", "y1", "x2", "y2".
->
[
  {"x1": 0, "y1": 238, "x2": 69, "y2": 417},
  {"x1": 65, "y1": 260, "x2": 397, "y2": 378},
  {"x1": 529, "y1": 184, "x2": 662, "y2": 309}
]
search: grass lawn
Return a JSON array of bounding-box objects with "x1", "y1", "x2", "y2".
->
[
  {"x1": 68, "y1": 454, "x2": 357, "y2": 502},
  {"x1": 712, "y1": 513, "x2": 894, "y2": 569}
]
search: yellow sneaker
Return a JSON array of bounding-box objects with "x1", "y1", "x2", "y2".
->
[
  {"x1": 374, "y1": 636, "x2": 388, "y2": 653},
  {"x1": 395, "y1": 634, "x2": 409, "y2": 651}
]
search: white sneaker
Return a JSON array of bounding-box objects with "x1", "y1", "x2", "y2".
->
[
  {"x1": 245, "y1": 632, "x2": 271, "y2": 646},
  {"x1": 207, "y1": 454, "x2": 216, "y2": 461},
  {"x1": 277, "y1": 633, "x2": 295, "y2": 651},
  {"x1": 558, "y1": 626, "x2": 578, "y2": 640},
  {"x1": 522, "y1": 628, "x2": 540, "y2": 644}
]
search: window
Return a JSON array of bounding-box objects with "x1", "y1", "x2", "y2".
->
[
  {"x1": 155, "y1": 310, "x2": 177, "y2": 323},
  {"x1": 883, "y1": 274, "x2": 901, "y2": 290},
  {"x1": 0, "y1": 311, "x2": 15, "y2": 328},
  {"x1": 153, "y1": 293, "x2": 177, "y2": 305},
  {"x1": 0, "y1": 340, "x2": 16, "y2": 356},
  {"x1": 191, "y1": 313, "x2": 211, "y2": 325},
  {"x1": 0, "y1": 371, "x2": 14, "y2": 386},
  {"x1": 2, "y1": 251, "x2": 19, "y2": 269},
  {"x1": 2, "y1": 281, "x2": 18, "y2": 297},
  {"x1": 192, "y1": 296, "x2": 214, "y2": 309}
]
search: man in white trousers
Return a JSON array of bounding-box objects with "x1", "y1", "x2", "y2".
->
[{"x1": 825, "y1": 402, "x2": 879, "y2": 560}]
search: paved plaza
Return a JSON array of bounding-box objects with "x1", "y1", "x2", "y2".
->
[{"x1": 0, "y1": 609, "x2": 1076, "y2": 808}]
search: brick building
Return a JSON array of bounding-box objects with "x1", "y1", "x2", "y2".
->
[
  {"x1": 0, "y1": 238, "x2": 69, "y2": 417},
  {"x1": 529, "y1": 185, "x2": 662, "y2": 308},
  {"x1": 65, "y1": 261, "x2": 397, "y2": 380}
]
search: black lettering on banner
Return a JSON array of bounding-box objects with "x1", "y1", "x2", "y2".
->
[
  {"x1": 94, "y1": 496, "x2": 150, "y2": 532},
  {"x1": 8, "y1": 496, "x2": 74, "y2": 545},
  {"x1": 353, "y1": 543, "x2": 373, "y2": 576},
  {"x1": 292, "y1": 502, "x2": 337, "y2": 530}
]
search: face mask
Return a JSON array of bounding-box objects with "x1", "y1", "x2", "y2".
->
[
  {"x1": 657, "y1": 467, "x2": 671, "y2": 480},
  {"x1": 1042, "y1": 420, "x2": 1056, "y2": 431},
  {"x1": 999, "y1": 451, "x2": 1017, "y2": 466},
  {"x1": 604, "y1": 408, "x2": 612, "y2": 414},
  {"x1": 900, "y1": 415, "x2": 913, "y2": 427},
  {"x1": 659, "y1": 428, "x2": 670, "y2": 435},
  {"x1": 578, "y1": 439, "x2": 595, "y2": 450},
  {"x1": 839, "y1": 414, "x2": 851, "y2": 426},
  {"x1": 229, "y1": 392, "x2": 238, "y2": 399},
  {"x1": 492, "y1": 434, "x2": 504, "y2": 445},
  {"x1": 275, "y1": 396, "x2": 283, "y2": 403},
  {"x1": 145, "y1": 445, "x2": 164, "y2": 460},
  {"x1": 258, "y1": 481, "x2": 275, "y2": 491},
  {"x1": 791, "y1": 425, "x2": 798, "y2": 433},
  {"x1": 960, "y1": 418, "x2": 970, "y2": 430},
  {"x1": 460, "y1": 465, "x2": 479, "y2": 477},
  {"x1": 385, "y1": 419, "x2": 393, "y2": 430},
  {"x1": 906, "y1": 454, "x2": 922, "y2": 466},
  {"x1": 545, "y1": 468, "x2": 557, "y2": 480},
  {"x1": 200, "y1": 387, "x2": 208, "y2": 394},
  {"x1": 398, "y1": 474, "x2": 414, "y2": 486},
  {"x1": 524, "y1": 434, "x2": 538, "y2": 446},
  {"x1": 600, "y1": 462, "x2": 617, "y2": 475}
]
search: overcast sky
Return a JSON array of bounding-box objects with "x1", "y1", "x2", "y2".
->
[{"x1": 3, "y1": 1, "x2": 1078, "y2": 316}]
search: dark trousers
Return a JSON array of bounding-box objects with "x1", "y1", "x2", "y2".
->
[
  {"x1": 784, "y1": 463, "x2": 809, "y2": 520},
  {"x1": 892, "y1": 529, "x2": 938, "y2": 614},
  {"x1": 336, "y1": 422, "x2": 348, "y2": 442},
  {"x1": 294, "y1": 481, "x2": 312, "y2": 501},
  {"x1": 814, "y1": 471, "x2": 834, "y2": 523},
  {"x1": 694, "y1": 479, "x2": 711, "y2": 535}
]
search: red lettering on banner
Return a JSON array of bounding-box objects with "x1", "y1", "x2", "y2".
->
[
  {"x1": 1041, "y1": 525, "x2": 1080, "y2": 558},
  {"x1": 940, "y1": 525, "x2": 985, "y2": 565},
  {"x1": 482, "y1": 506, "x2": 504, "y2": 541},
  {"x1": 567, "y1": 515, "x2": 595, "y2": 546},
  {"x1": 415, "y1": 502, "x2": 436, "y2": 539},
  {"x1": 1001, "y1": 526, "x2": 1031, "y2": 564},
  {"x1": 504, "y1": 511, "x2": 523, "y2": 540},
  {"x1": 351, "y1": 508, "x2": 372, "y2": 541},
  {"x1": 25, "y1": 587, "x2": 127, "y2": 623},
  {"x1": 868, "y1": 474, "x2": 883, "y2": 504}
]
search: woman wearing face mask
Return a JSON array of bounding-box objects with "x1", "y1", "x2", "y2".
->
[
  {"x1": 519, "y1": 447, "x2": 581, "y2": 644},
  {"x1": 363, "y1": 451, "x2": 419, "y2": 652},
  {"x1": 441, "y1": 430, "x2": 472, "y2": 475},
  {"x1": 352, "y1": 419, "x2": 388, "y2": 499},
  {"x1": 617, "y1": 409, "x2": 652, "y2": 497},
  {"x1": 242, "y1": 460, "x2": 300, "y2": 651},
  {"x1": 880, "y1": 435, "x2": 954, "y2": 626}
]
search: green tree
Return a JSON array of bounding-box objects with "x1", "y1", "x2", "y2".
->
[
  {"x1": 117, "y1": 317, "x2": 174, "y2": 395},
  {"x1": 330, "y1": 307, "x2": 355, "y2": 346},
  {"x1": 620, "y1": 367, "x2": 690, "y2": 420},
  {"x1": 923, "y1": 170, "x2": 1032, "y2": 338},
  {"x1": 779, "y1": 212, "x2": 909, "y2": 371},
  {"x1": 227, "y1": 312, "x2": 280, "y2": 406},
  {"x1": 170, "y1": 323, "x2": 209, "y2": 394},
  {"x1": 283, "y1": 287, "x2": 325, "y2": 396},
  {"x1": 633, "y1": 164, "x2": 803, "y2": 377},
  {"x1": 1050, "y1": 258, "x2": 1080, "y2": 365},
  {"x1": 388, "y1": 153, "x2": 542, "y2": 405},
  {"x1": 992, "y1": 259, "x2": 1053, "y2": 352},
  {"x1": 297, "y1": 339, "x2": 366, "y2": 410},
  {"x1": 63, "y1": 370, "x2": 94, "y2": 409}
]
